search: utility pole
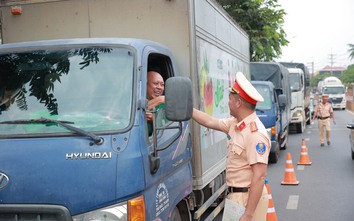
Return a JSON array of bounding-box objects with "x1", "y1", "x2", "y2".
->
[
  {"x1": 328, "y1": 51, "x2": 336, "y2": 76},
  {"x1": 307, "y1": 61, "x2": 315, "y2": 77}
]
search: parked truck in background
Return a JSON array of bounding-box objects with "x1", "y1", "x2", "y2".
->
[
  {"x1": 0, "y1": 0, "x2": 250, "y2": 220},
  {"x1": 251, "y1": 81, "x2": 286, "y2": 163},
  {"x1": 320, "y1": 76, "x2": 346, "y2": 110},
  {"x1": 280, "y1": 62, "x2": 311, "y2": 133},
  {"x1": 250, "y1": 62, "x2": 291, "y2": 163}
]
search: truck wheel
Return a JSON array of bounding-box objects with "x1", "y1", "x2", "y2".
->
[
  {"x1": 296, "y1": 122, "x2": 304, "y2": 133},
  {"x1": 306, "y1": 116, "x2": 311, "y2": 125},
  {"x1": 268, "y1": 142, "x2": 280, "y2": 164},
  {"x1": 170, "y1": 207, "x2": 182, "y2": 221}
]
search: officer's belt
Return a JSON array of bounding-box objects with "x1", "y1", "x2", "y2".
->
[
  {"x1": 228, "y1": 187, "x2": 249, "y2": 193},
  {"x1": 318, "y1": 116, "x2": 330, "y2": 120}
]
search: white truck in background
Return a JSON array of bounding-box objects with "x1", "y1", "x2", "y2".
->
[
  {"x1": 280, "y1": 62, "x2": 311, "y2": 133},
  {"x1": 321, "y1": 76, "x2": 346, "y2": 110},
  {"x1": 287, "y1": 68, "x2": 309, "y2": 133}
]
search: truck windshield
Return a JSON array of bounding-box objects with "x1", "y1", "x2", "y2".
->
[
  {"x1": 0, "y1": 47, "x2": 134, "y2": 136},
  {"x1": 254, "y1": 84, "x2": 272, "y2": 110},
  {"x1": 289, "y1": 73, "x2": 301, "y2": 92},
  {"x1": 323, "y1": 86, "x2": 345, "y2": 94}
]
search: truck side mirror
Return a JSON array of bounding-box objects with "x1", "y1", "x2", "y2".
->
[
  {"x1": 278, "y1": 94, "x2": 287, "y2": 109},
  {"x1": 164, "y1": 77, "x2": 193, "y2": 121}
]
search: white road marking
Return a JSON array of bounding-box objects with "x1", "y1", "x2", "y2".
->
[
  {"x1": 346, "y1": 110, "x2": 354, "y2": 115},
  {"x1": 297, "y1": 165, "x2": 305, "y2": 170},
  {"x1": 286, "y1": 195, "x2": 299, "y2": 210}
]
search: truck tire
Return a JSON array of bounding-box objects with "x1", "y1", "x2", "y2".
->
[
  {"x1": 306, "y1": 116, "x2": 311, "y2": 125},
  {"x1": 296, "y1": 122, "x2": 304, "y2": 133},
  {"x1": 170, "y1": 207, "x2": 182, "y2": 221},
  {"x1": 268, "y1": 142, "x2": 280, "y2": 163}
]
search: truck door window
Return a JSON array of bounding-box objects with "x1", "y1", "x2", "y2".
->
[
  {"x1": 147, "y1": 53, "x2": 174, "y2": 137},
  {"x1": 289, "y1": 73, "x2": 301, "y2": 92}
]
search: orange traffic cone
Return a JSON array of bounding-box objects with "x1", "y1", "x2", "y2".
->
[
  {"x1": 298, "y1": 138, "x2": 312, "y2": 165},
  {"x1": 265, "y1": 179, "x2": 278, "y2": 221},
  {"x1": 281, "y1": 153, "x2": 300, "y2": 185}
]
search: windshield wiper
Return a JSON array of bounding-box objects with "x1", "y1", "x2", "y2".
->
[
  {"x1": 0, "y1": 117, "x2": 104, "y2": 145},
  {"x1": 256, "y1": 108, "x2": 265, "y2": 113}
]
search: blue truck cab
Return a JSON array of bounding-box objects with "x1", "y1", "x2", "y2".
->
[
  {"x1": 0, "y1": 38, "x2": 194, "y2": 221},
  {"x1": 251, "y1": 81, "x2": 286, "y2": 163},
  {"x1": 250, "y1": 62, "x2": 291, "y2": 164},
  {"x1": 0, "y1": 0, "x2": 253, "y2": 219}
]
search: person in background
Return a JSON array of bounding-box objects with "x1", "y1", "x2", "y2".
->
[
  {"x1": 312, "y1": 94, "x2": 336, "y2": 146},
  {"x1": 192, "y1": 72, "x2": 270, "y2": 221},
  {"x1": 146, "y1": 71, "x2": 165, "y2": 135}
]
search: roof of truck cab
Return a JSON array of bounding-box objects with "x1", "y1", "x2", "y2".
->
[
  {"x1": 250, "y1": 62, "x2": 290, "y2": 89},
  {"x1": 287, "y1": 68, "x2": 304, "y2": 74},
  {"x1": 0, "y1": 38, "x2": 170, "y2": 53}
]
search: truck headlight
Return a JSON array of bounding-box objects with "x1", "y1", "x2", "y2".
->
[
  {"x1": 292, "y1": 110, "x2": 302, "y2": 118},
  {"x1": 73, "y1": 196, "x2": 145, "y2": 221},
  {"x1": 73, "y1": 202, "x2": 127, "y2": 221}
]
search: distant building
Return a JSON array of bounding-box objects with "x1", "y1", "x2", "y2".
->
[{"x1": 319, "y1": 65, "x2": 346, "y2": 75}]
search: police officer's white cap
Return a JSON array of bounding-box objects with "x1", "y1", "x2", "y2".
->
[{"x1": 230, "y1": 72, "x2": 264, "y2": 105}]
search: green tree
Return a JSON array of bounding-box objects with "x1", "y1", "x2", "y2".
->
[
  {"x1": 348, "y1": 44, "x2": 354, "y2": 61},
  {"x1": 342, "y1": 64, "x2": 354, "y2": 85},
  {"x1": 216, "y1": 0, "x2": 288, "y2": 61}
]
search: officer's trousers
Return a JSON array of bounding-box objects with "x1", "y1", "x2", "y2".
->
[
  {"x1": 226, "y1": 185, "x2": 268, "y2": 221},
  {"x1": 318, "y1": 118, "x2": 331, "y2": 143}
]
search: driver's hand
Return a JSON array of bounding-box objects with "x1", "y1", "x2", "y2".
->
[{"x1": 146, "y1": 112, "x2": 153, "y2": 122}]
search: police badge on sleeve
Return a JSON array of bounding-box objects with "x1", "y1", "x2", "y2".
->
[{"x1": 256, "y1": 143, "x2": 266, "y2": 155}]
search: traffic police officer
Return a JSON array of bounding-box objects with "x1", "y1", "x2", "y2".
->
[
  {"x1": 192, "y1": 72, "x2": 270, "y2": 221},
  {"x1": 312, "y1": 94, "x2": 336, "y2": 146}
]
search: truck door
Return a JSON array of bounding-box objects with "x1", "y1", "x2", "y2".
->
[{"x1": 140, "y1": 49, "x2": 192, "y2": 220}]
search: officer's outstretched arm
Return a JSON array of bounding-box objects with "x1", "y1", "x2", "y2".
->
[{"x1": 192, "y1": 108, "x2": 221, "y2": 131}]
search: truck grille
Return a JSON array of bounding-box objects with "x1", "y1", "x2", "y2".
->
[
  {"x1": 0, "y1": 205, "x2": 72, "y2": 221},
  {"x1": 331, "y1": 97, "x2": 343, "y2": 103}
]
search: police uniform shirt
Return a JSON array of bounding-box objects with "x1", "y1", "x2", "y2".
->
[
  {"x1": 219, "y1": 112, "x2": 271, "y2": 188},
  {"x1": 314, "y1": 102, "x2": 333, "y2": 118}
]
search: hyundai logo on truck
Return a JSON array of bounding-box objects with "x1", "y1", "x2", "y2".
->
[
  {"x1": 0, "y1": 172, "x2": 10, "y2": 190},
  {"x1": 66, "y1": 152, "x2": 112, "y2": 160}
]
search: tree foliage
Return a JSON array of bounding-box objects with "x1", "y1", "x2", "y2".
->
[
  {"x1": 310, "y1": 73, "x2": 330, "y2": 88},
  {"x1": 216, "y1": 0, "x2": 288, "y2": 61},
  {"x1": 348, "y1": 44, "x2": 354, "y2": 61},
  {"x1": 342, "y1": 64, "x2": 354, "y2": 85}
]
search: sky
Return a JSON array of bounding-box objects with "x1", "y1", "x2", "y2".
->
[{"x1": 276, "y1": 0, "x2": 354, "y2": 73}]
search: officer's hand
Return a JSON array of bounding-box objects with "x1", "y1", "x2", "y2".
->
[{"x1": 240, "y1": 213, "x2": 253, "y2": 221}]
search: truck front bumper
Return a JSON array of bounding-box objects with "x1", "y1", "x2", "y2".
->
[{"x1": 332, "y1": 102, "x2": 346, "y2": 109}]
